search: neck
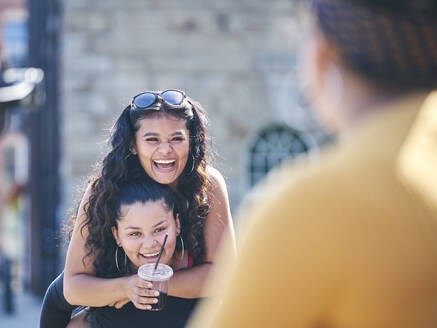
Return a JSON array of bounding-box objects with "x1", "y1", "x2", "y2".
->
[
  {"x1": 170, "y1": 250, "x2": 187, "y2": 270},
  {"x1": 337, "y1": 69, "x2": 407, "y2": 138}
]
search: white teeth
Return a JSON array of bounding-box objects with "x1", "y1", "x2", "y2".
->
[
  {"x1": 142, "y1": 252, "x2": 160, "y2": 258},
  {"x1": 154, "y1": 159, "x2": 175, "y2": 164}
]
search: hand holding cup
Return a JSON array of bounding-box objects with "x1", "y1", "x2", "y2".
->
[
  {"x1": 123, "y1": 274, "x2": 160, "y2": 310},
  {"x1": 137, "y1": 263, "x2": 174, "y2": 311}
]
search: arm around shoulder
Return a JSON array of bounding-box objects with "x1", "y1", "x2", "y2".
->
[{"x1": 167, "y1": 166, "x2": 236, "y2": 298}]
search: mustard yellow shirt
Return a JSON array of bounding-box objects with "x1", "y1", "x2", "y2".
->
[{"x1": 190, "y1": 92, "x2": 437, "y2": 328}]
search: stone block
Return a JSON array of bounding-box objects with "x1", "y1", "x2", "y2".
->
[{"x1": 62, "y1": 0, "x2": 305, "y2": 212}]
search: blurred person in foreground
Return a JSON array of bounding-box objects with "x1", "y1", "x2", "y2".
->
[{"x1": 189, "y1": 0, "x2": 437, "y2": 327}]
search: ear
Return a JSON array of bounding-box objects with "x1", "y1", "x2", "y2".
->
[
  {"x1": 313, "y1": 28, "x2": 342, "y2": 90},
  {"x1": 111, "y1": 226, "x2": 121, "y2": 247},
  {"x1": 175, "y1": 214, "x2": 181, "y2": 236},
  {"x1": 130, "y1": 144, "x2": 137, "y2": 155}
]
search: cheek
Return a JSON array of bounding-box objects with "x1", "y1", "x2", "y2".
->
[
  {"x1": 176, "y1": 143, "x2": 190, "y2": 160},
  {"x1": 165, "y1": 236, "x2": 178, "y2": 257},
  {"x1": 136, "y1": 148, "x2": 155, "y2": 172},
  {"x1": 121, "y1": 238, "x2": 138, "y2": 253},
  {"x1": 137, "y1": 145, "x2": 155, "y2": 159}
]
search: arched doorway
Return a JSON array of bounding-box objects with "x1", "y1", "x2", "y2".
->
[{"x1": 247, "y1": 124, "x2": 316, "y2": 187}]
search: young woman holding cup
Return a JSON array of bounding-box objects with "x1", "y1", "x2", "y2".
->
[{"x1": 67, "y1": 179, "x2": 195, "y2": 327}]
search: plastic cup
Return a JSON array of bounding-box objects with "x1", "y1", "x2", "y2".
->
[{"x1": 138, "y1": 263, "x2": 174, "y2": 311}]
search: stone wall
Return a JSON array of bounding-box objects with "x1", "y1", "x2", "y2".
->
[{"x1": 62, "y1": 0, "x2": 305, "y2": 215}]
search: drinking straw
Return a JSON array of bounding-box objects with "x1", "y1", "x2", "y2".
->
[{"x1": 154, "y1": 234, "x2": 168, "y2": 272}]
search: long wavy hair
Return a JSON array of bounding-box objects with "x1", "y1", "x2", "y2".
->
[{"x1": 78, "y1": 92, "x2": 211, "y2": 276}]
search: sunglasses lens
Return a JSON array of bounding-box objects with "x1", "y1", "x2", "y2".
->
[
  {"x1": 161, "y1": 90, "x2": 184, "y2": 105},
  {"x1": 133, "y1": 93, "x2": 156, "y2": 109}
]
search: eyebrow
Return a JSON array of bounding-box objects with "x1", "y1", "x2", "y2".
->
[
  {"x1": 153, "y1": 220, "x2": 167, "y2": 228},
  {"x1": 124, "y1": 220, "x2": 167, "y2": 230},
  {"x1": 142, "y1": 132, "x2": 159, "y2": 138},
  {"x1": 142, "y1": 131, "x2": 186, "y2": 138},
  {"x1": 124, "y1": 226, "x2": 141, "y2": 230}
]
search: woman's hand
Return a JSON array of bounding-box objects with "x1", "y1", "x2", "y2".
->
[
  {"x1": 108, "y1": 298, "x2": 129, "y2": 309},
  {"x1": 122, "y1": 275, "x2": 159, "y2": 310}
]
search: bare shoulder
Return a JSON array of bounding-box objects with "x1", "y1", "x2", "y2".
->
[
  {"x1": 80, "y1": 180, "x2": 94, "y2": 208},
  {"x1": 204, "y1": 166, "x2": 232, "y2": 223},
  {"x1": 204, "y1": 166, "x2": 235, "y2": 260},
  {"x1": 76, "y1": 180, "x2": 94, "y2": 224},
  {"x1": 205, "y1": 166, "x2": 228, "y2": 193}
]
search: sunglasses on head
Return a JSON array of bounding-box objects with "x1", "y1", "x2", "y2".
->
[{"x1": 130, "y1": 89, "x2": 188, "y2": 111}]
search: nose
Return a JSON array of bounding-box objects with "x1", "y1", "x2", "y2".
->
[
  {"x1": 141, "y1": 235, "x2": 158, "y2": 249},
  {"x1": 157, "y1": 141, "x2": 172, "y2": 155}
]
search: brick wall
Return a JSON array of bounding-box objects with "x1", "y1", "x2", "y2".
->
[{"x1": 62, "y1": 0, "x2": 303, "y2": 215}]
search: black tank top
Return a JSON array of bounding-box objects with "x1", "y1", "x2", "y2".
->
[
  {"x1": 89, "y1": 254, "x2": 199, "y2": 328},
  {"x1": 90, "y1": 296, "x2": 199, "y2": 328}
]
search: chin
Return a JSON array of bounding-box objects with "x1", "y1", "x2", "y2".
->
[{"x1": 154, "y1": 175, "x2": 178, "y2": 185}]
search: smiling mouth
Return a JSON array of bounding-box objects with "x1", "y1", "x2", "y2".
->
[
  {"x1": 153, "y1": 159, "x2": 176, "y2": 171},
  {"x1": 140, "y1": 251, "x2": 160, "y2": 262}
]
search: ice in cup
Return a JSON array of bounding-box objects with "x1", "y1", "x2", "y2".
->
[{"x1": 138, "y1": 263, "x2": 174, "y2": 311}]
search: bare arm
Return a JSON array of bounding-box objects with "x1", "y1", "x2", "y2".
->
[
  {"x1": 168, "y1": 166, "x2": 237, "y2": 298},
  {"x1": 63, "y1": 184, "x2": 154, "y2": 308}
]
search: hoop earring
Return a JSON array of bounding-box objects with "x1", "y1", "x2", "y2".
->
[
  {"x1": 188, "y1": 155, "x2": 195, "y2": 174},
  {"x1": 115, "y1": 246, "x2": 127, "y2": 273},
  {"x1": 178, "y1": 235, "x2": 185, "y2": 261}
]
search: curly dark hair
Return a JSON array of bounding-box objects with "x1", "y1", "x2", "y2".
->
[{"x1": 77, "y1": 92, "x2": 211, "y2": 276}]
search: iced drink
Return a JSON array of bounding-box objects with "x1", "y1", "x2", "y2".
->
[{"x1": 138, "y1": 263, "x2": 174, "y2": 311}]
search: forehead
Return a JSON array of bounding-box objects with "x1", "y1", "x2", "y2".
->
[
  {"x1": 118, "y1": 200, "x2": 173, "y2": 227},
  {"x1": 136, "y1": 114, "x2": 189, "y2": 135}
]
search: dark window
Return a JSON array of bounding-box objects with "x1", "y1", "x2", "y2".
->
[{"x1": 248, "y1": 124, "x2": 314, "y2": 187}]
